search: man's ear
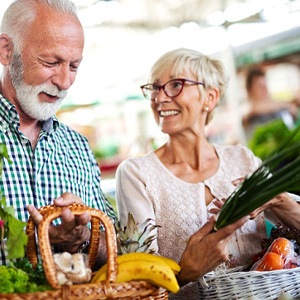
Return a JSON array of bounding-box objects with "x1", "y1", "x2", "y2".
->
[{"x1": 0, "y1": 34, "x2": 13, "y2": 65}]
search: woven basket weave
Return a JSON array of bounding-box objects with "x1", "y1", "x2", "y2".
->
[
  {"x1": 199, "y1": 267, "x2": 300, "y2": 299},
  {"x1": 0, "y1": 203, "x2": 168, "y2": 300}
]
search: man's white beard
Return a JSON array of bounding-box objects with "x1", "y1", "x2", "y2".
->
[
  {"x1": 15, "y1": 82, "x2": 67, "y2": 121},
  {"x1": 9, "y1": 52, "x2": 68, "y2": 121}
]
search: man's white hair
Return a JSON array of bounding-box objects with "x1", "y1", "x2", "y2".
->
[{"x1": 1, "y1": 0, "x2": 78, "y2": 53}]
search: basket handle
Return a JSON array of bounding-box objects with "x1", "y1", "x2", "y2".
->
[{"x1": 26, "y1": 203, "x2": 118, "y2": 289}]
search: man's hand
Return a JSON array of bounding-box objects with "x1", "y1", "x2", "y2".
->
[{"x1": 27, "y1": 192, "x2": 91, "y2": 253}]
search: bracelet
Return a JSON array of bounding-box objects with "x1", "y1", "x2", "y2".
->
[{"x1": 77, "y1": 240, "x2": 90, "y2": 253}]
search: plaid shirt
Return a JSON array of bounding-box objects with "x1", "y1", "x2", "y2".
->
[{"x1": 0, "y1": 95, "x2": 117, "y2": 265}]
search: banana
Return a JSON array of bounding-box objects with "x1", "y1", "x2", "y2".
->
[
  {"x1": 91, "y1": 263, "x2": 107, "y2": 283},
  {"x1": 115, "y1": 252, "x2": 181, "y2": 274},
  {"x1": 91, "y1": 252, "x2": 181, "y2": 293},
  {"x1": 116, "y1": 259, "x2": 180, "y2": 293},
  {"x1": 91, "y1": 252, "x2": 180, "y2": 282},
  {"x1": 156, "y1": 255, "x2": 181, "y2": 275}
]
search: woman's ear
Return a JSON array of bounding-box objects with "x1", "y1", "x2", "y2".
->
[
  {"x1": 204, "y1": 87, "x2": 219, "y2": 111},
  {"x1": 0, "y1": 34, "x2": 13, "y2": 65}
]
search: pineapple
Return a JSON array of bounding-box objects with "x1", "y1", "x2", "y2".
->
[{"x1": 115, "y1": 212, "x2": 160, "y2": 254}]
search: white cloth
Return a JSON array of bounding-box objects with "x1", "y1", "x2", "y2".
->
[{"x1": 116, "y1": 144, "x2": 267, "y2": 299}]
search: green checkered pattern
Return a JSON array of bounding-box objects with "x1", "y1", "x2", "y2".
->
[{"x1": 0, "y1": 95, "x2": 117, "y2": 264}]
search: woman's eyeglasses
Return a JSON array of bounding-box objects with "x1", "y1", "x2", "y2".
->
[{"x1": 140, "y1": 78, "x2": 205, "y2": 100}]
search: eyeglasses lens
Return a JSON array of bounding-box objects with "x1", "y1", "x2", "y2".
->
[
  {"x1": 142, "y1": 80, "x2": 184, "y2": 100},
  {"x1": 165, "y1": 80, "x2": 183, "y2": 97},
  {"x1": 143, "y1": 85, "x2": 155, "y2": 100}
]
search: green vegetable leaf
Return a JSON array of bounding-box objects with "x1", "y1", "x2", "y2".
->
[
  {"x1": 215, "y1": 125, "x2": 300, "y2": 230},
  {"x1": 6, "y1": 216, "x2": 28, "y2": 259},
  {"x1": 0, "y1": 143, "x2": 28, "y2": 260}
]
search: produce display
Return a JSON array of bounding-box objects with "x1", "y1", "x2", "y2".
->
[
  {"x1": 3, "y1": 128, "x2": 299, "y2": 296},
  {"x1": 0, "y1": 143, "x2": 180, "y2": 296}
]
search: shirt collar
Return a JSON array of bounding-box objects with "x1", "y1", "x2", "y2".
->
[{"x1": 0, "y1": 93, "x2": 60, "y2": 133}]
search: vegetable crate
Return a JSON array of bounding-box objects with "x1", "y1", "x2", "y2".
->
[
  {"x1": 199, "y1": 267, "x2": 300, "y2": 299},
  {"x1": 0, "y1": 204, "x2": 168, "y2": 300}
]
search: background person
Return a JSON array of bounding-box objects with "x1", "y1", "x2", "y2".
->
[
  {"x1": 242, "y1": 67, "x2": 299, "y2": 140},
  {"x1": 115, "y1": 48, "x2": 300, "y2": 299},
  {"x1": 0, "y1": 0, "x2": 116, "y2": 265}
]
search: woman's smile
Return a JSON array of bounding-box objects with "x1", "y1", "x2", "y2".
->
[{"x1": 159, "y1": 110, "x2": 180, "y2": 117}]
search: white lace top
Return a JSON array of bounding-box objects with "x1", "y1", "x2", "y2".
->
[{"x1": 115, "y1": 144, "x2": 267, "y2": 299}]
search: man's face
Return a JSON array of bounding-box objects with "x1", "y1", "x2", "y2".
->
[
  {"x1": 9, "y1": 8, "x2": 84, "y2": 121},
  {"x1": 9, "y1": 52, "x2": 66, "y2": 121}
]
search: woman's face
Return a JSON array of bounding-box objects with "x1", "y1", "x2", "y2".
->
[{"x1": 150, "y1": 69, "x2": 208, "y2": 136}]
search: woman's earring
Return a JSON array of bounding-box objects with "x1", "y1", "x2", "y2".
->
[{"x1": 204, "y1": 106, "x2": 209, "y2": 112}]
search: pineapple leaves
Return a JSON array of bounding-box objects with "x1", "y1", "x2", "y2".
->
[
  {"x1": 115, "y1": 212, "x2": 161, "y2": 255},
  {"x1": 215, "y1": 125, "x2": 300, "y2": 231}
]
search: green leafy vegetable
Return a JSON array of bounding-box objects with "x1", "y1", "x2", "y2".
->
[
  {"x1": 14, "y1": 257, "x2": 48, "y2": 286},
  {"x1": 215, "y1": 125, "x2": 300, "y2": 230},
  {"x1": 0, "y1": 143, "x2": 51, "y2": 294},
  {"x1": 0, "y1": 265, "x2": 29, "y2": 294},
  {"x1": 248, "y1": 119, "x2": 300, "y2": 160},
  {"x1": 0, "y1": 143, "x2": 28, "y2": 259},
  {"x1": 0, "y1": 261, "x2": 51, "y2": 294}
]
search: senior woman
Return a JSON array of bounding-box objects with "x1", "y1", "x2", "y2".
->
[{"x1": 115, "y1": 48, "x2": 300, "y2": 299}]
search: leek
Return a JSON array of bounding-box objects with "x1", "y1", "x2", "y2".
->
[{"x1": 215, "y1": 125, "x2": 300, "y2": 230}]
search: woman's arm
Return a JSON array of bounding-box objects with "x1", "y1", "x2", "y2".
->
[{"x1": 115, "y1": 160, "x2": 158, "y2": 251}]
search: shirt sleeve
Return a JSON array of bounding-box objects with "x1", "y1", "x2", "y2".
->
[
  {"x1": 115, "y1": 158, "x2": 158, "y2": 252},
  {"x1": 87, "y1": 147, "x2": 117, "y2": 223}
]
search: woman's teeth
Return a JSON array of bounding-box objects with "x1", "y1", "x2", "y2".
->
[{"x1": 160, "y1": 110, "x2": 179, "y2": 117}]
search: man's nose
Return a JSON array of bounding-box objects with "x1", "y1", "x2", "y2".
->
[{"x1": 52, "y1": 65, "x2": 74, "y2": 91}]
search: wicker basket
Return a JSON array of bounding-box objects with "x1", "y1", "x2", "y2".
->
[
  {"x1": 0, "y1": 203, "x2": 168, "y2": 300},
  {"x1": 199, "y1": 267, "x2": 300, "y2": 299}
]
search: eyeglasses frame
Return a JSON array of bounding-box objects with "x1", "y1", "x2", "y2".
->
[{"x1": 140, "y1": 78, "x2": 205, "y2": 100}]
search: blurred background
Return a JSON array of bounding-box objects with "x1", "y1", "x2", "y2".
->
[{"x1": 1, "y1": 0, "x2": 300, "y2": 194}]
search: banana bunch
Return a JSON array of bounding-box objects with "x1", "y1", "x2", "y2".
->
[{"x1": 91, "y1": 252, "x2": 180, "y2": 294}]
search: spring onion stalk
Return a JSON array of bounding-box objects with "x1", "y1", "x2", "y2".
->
[{"x1": 215, "y1": 126, "x2": 300, "y2": 230}]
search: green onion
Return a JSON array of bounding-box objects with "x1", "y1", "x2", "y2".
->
[{"x1": 215, "y1": 125, "x2": 300, "y2": 230}]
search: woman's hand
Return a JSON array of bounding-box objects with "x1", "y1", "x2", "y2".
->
[
  {"x1": 251, "y1": 192, "x2": 300, "y2": 229},
  {"x1": 209, "y1": 178, "x2": 245, "y2": 216},
  {"x1": 209, "y1": 198, "x2": 225, "y2": 215},
  {"x1": 27, "y1": 192, "x2": 91, "y2": 253},
  {"x1": 247, "y1": 196, "x2": 281, "y2": 219},
  {"x1": 177, "y1": 215, "x2": 249, "y2": 285}
]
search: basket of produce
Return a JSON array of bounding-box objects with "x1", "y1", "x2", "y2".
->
[
  {"x1": 0, "y1": 203, "x2": 181, "y2": 300},
  {"x1": 199, "y1": 232, "x2": 300, "y2": 299},
  {"x1": 200, "y1": 265, "x2": 300, "y2": 299}
]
